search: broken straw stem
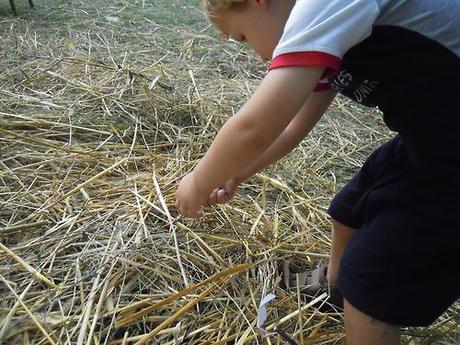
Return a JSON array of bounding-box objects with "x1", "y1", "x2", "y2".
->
[{"x1": 0, "y1": 241, "x2": 59, "y2": 290}]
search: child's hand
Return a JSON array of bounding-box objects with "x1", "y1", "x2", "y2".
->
[
  {"x1": 175, "y1": 172, "x2": 208, "y2": 218},
  {"x1": 208, "y1": 178, "x2": 240, "y2": 206}
]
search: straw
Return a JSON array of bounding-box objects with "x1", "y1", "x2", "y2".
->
[
  {"x1": 0, "y1": 242, "x2": 58, "y2": 290},
  {"x1": 0, "y1": 1, "x2": 457, "y2": 344}
]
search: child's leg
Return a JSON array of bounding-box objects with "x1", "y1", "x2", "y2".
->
[
  {"x1": 344, "y1": 299, "x2": 400, "y2": 345},
  {"x1": 328, "y1": 220, "x2": 401, "y2": 344},
  {"x1": 327, "y1": 219, "x2": 356, "y2": 285}
]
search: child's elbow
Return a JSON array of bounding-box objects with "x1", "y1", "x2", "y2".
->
[{"x1": 229, "y1": 116, "x2": 274, "y2": 151}]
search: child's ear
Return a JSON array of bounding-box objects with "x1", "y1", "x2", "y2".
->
[{"x1": 253, "y1": 0, "x2": 269, "y2": 11}]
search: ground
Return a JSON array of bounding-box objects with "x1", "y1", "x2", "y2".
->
[{"x1": 0, "y1": 1, "x2": 458, "y2": 344}]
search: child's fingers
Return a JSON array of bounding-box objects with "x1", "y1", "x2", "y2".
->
[
  {"x1": 217, "y1": 188, "x2": 229, "y2": 204},
  {"x1": 179, "y1": 205, "x2": 203, "y2": 218},
  {"x1": 208, "y1": 189, "x2": 218, "y2": 205}
]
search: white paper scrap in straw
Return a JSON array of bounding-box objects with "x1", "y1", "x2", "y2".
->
[{"x1": 257, "y1": 293, "x2": 276, "y2": 329}]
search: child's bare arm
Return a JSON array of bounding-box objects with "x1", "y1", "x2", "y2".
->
[
  {"x1": 234, "y1": 89, "x2": 337, "y2": 183},
  {"x1": 206, "y1": 89, "x2": 336, "y2": 206},
  {"x1": 176, "y1": 66, "x2": 324, "y2": 217},
  {"x1": 193, "y1": 67, "x2": 324, "y2": 189}
]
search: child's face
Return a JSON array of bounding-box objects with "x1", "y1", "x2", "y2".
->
[{"x1": 215, "y1": 0, "x2": 294, "y2": 61}]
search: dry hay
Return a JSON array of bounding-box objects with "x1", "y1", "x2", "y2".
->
[{"x1": 0, "y1": 2, "x2": 458, "y2": 344}]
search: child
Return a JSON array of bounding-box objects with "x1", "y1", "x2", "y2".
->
[{"x1": 175, "y1": 0, "x2": 460, "y2": 343}]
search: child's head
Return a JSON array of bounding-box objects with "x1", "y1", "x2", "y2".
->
[
  {"x1": 203, "y1": 0, "x2": 294, "y2": 61},
  {"x1": 203, "y1": 0, "x2": 248, "y2": 19}
]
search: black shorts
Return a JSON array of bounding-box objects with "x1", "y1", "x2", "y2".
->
[{"x1": 328, "y1": 135, "x2": 460, "y2": 327}]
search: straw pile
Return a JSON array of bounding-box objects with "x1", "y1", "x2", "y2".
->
[{"x1": 0, "y1": 1, "x2": 458, "y2": 344}]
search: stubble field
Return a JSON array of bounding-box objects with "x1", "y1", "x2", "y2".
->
[{"x1": 0, "y1": 1, "x2": 458, "y2": 344}]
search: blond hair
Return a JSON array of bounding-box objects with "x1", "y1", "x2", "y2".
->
[{"x1": 203, "y1": 0, "x2": 248, "y2": 18}]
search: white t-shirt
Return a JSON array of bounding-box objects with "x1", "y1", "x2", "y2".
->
[{"x1": 269, "y1": 0, "x2": 460, "y2": 92}]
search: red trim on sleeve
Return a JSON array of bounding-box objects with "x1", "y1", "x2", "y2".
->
[{"x1": 269, "y1": 51, "x2": 341, "y2": 77}]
